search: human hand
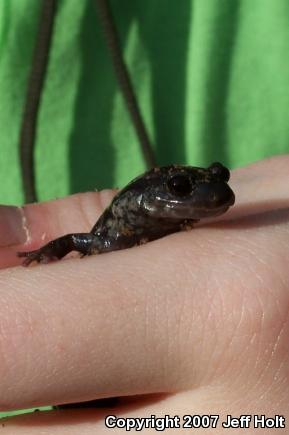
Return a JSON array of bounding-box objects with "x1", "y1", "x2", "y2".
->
[{"x1": 1, "y1": 155, "x2": 288, "y2": 433}]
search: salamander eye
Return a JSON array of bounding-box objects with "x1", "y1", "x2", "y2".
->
[
  {"x1": 167, "y1": 174, "x2": 193, "y2": 196},
  {"x1": 208, "y1": 162, "x2": 230, "y2": 182}
]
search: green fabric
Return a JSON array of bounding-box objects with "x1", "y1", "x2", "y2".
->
[
  {"x1": 1, "y1": 0, "x2": 289, "y2": 418},
  {"x1": 1, "y1": 0, "x2": 289, "y2": 206}
]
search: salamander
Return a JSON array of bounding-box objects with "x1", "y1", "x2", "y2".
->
[{"x1": 18, "y1": 162, "x2": 235, "y2": 266}]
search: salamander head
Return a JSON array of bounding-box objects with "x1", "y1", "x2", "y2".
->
[{"x1": 132, "y1": 162, "x2": 235, "y2": 220}]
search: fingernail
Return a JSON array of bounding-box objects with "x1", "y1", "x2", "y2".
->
[{"x1": 0, "y1": 206, "x2": 28, "y2": 247}]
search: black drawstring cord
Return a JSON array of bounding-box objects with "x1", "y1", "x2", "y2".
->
[
  {"x1": 95, "y1": 0, "x2": 157, "y2": 169},
  {"x1": 19, "y1": 0, "x2": 155, "y2": 204},
  {"x1": 19, "y1": 0, "x2": 58, "y2": 203}
]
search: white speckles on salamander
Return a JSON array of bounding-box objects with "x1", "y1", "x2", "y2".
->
[{"x1": 18, "y1": 162, "x2": 235, "y2": 266}]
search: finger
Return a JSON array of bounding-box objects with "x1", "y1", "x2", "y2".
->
[
  {"x1": 2, "y1": 383, "x2": 288, "y2": 434},
  {"x1": 2, "y1": 154, "x2": 289, "y2": 267},
  {"x1": 0, "y1": 190, "x2": 116, "y2": 269},
  {"x1": 1, "y1": 155, "x2": 289, "y2": 410},
  {"x1": 1, "y1": 202, "x2": 289, "y2": 412},
  {"x1": 205, "y1": 154, "x2": 289, "y2": 225}
]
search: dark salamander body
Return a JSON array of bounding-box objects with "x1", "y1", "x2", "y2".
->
[{"x1": 18, "y1": 163, "x2": 235, "y2": 266}]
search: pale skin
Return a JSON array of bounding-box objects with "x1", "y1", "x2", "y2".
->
[{"x1": 0, "y1": 155, "x2": 289, "y2": 434}]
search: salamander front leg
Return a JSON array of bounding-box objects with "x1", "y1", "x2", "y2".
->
[{"x1": 18, "y1": 233, "x2": 100, "y2": 266}]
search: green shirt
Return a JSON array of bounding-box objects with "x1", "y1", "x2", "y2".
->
[
  {"x1": 1, "y1": 0, "x2": 289, "y2": 206},
  {"x1": 1, "y1": 0, "x2": 289, "y2": 417}
]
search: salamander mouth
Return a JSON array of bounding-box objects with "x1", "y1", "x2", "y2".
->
[
  {"x1": 187, "y1": 183, "x2": 235, "y2": 218},
  {"x1": 186, "y1": 189, "x2": 235, "y2": 218},
  {"x1": 145, "y1": 202, "x2": 233, "y2": 220},
  {"x1": 190, "y1": 205, "x2": 231, "y2": 219}
]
